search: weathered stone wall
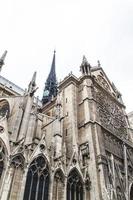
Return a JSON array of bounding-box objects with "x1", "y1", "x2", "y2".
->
[{"x1": 0, "y1": 66, "x2": 133, "y2": 200}]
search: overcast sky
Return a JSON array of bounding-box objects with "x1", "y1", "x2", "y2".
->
[{"x1": 0, "y1": 0, "x2": 133, "y2": 112}]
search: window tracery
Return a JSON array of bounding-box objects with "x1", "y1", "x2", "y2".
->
[
  {"x1": 95, "y1": 88, "x2": 127, "y2": 138},
  {"x1": 53, "y1": 169, "x2": 64, "y2": 200},
  {"x1": 67, "y1": 169, "x2": 83, "y2": 200},
  {"x1": 23, "y1": 155, "x2": 49, "y2": 200},
  {"x1": 97, "y1": 75, "x2": 110, "y2": 91},
  {"x1": 11, "y1": 154, "x2": 24, "y2": 168},
  {"x1": 8, "y1": 155, "x2": 24, "y2": 199}
]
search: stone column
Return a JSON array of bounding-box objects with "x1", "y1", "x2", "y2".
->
[
  {"x1": 0, "y1": 166, "x2": 14, "y2": 200},
  {"x1": 0, "y1": 161, "x2": 9, "y2": 199},
  {"x1": 53, "y1": 119, "x2": 62, "y2": 158},
  {"x1": 49, "y1": 172, "x2": 54, "y2": 200},
  {"x1": 19, "y1": 167, "x2": 28, "y2": 200},
  {"x1": 63, "y1": 177, "x2": 67, "y2": 200}
]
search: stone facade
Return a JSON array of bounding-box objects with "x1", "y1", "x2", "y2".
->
[{"x1": 0, "y1": 55, "x2": 133, "y2": 200}]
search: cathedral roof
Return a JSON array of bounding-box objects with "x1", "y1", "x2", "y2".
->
[{"x1": 0, "y1": 75, "x2": 24, "y2": 95}]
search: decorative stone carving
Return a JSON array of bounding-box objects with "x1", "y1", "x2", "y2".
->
[
  {"x1": 80, "y1": 142, "x2": 89, "y2": 166},
  {"x1": 102, "y1": 186, "x2": 112, "y2": 200},
  {"x1": 0, "y1": 141, "x2": 5, "y2": 178},
  {"x1": 116, "y1": 186, "x2": 125, "y2": 200},
  {"x1": 97, "y1": 75, "x2": 111, "y2": 91},
  {"x1": 54, "y1": 170, "x2": 64, "y2": 183},
  {"x1": 0, "y1": 126, "x2": 4, "y2": 133},
  {"x1": 10, "y1": 155, "x2": 24, "y2": 169},
  {"x1": 72, "y1": 152, "x2": 77, "y2": 165},
  {"x1": 103, "y1": 130, "x2": 123, "y2": 158},
  {"x1": 95, "y1": 88, "x2": 127, "y2": 138},
  {"x1": 97, "y1": 154, "x2": 107, "y2": 165},
  {"x1": 106, "y1": 152, "x2": 126, "y2": 199},
  {"x1": 80, "y1": 142, "x2": 89, "y2": 157},
  {"x1": 85, "y1": 171, "x2": 91, "y2": 190}
]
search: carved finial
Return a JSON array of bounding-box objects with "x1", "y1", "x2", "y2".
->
[
  {"x1": 31, "y1": 71, "x2": 37, "y2": 86},
  {"x1": 28, "y1": 71, "x2": 38, "y2": 96},
  {"x1": 97, "y1": 60, "x2": 101, "y2": 67},
  {"x1": 112, "y1": 82, "x2": 123, "y2": 104},
  {"x1": 0, "y1": 50, "x2": 8, "y2": 73},
  {"x1": 82, "y1": 55, "x2": 89, "y2": 65},
  {"x1": 80, "y1": 55, "x2": 91, "y2": 76}
]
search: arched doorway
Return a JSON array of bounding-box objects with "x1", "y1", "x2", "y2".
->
[
  {"x1": 23, "y1": 155, "x2": 49, "y2": 200},
  {"x1": 67, "y1": 168, "x2": 83, "y2": 200}
]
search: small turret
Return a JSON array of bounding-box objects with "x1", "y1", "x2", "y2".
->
[
  {"x1": 42, "y1": 51, "x2": 58, "y2": 105},
  {"x1": 80, "y1": 56, "x2": 91, "y2": 76},
  {"x1": 97, "y1": 60, "x2": 101, "y2": 68},
  {"x1": 0, "y1": 50, "x2": 7, "y2": 73}
]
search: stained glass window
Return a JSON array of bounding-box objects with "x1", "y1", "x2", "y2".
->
[
  {"x1": 23, "y1": 156, "x2": 49, "y2": 200},
  {"x1": 67, "y1": 169, "x2": 83, "y2": 200}
]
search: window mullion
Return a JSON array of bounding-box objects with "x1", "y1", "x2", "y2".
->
[
  {"x1": 28, "y1": 172, "x2": 33, "y2": 200},
  {"x1": 35, "y1": 174, "x2": 39, "y2": 200}
]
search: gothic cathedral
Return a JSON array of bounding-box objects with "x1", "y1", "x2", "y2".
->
[{"x1": 0, "y1": 51, "x2": 133, "y2": 200}]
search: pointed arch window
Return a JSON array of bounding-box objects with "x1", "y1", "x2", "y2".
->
[
  {"x1": 9, "y1": 155, "x2": 24, "y2": 199},
  {"x1": 53, "y1": 169, "x2": 64, "y2": 200},
  {"x1": 23, "y1": 156, "x2": 49, "y2": 200},
  {"x1": 67, "y1": 169, "x2": 83, "y2": 200}
]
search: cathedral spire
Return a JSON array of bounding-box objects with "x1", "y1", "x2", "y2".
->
[
  {"x1": 0, "y1": 50, "x2": 7, "y2": 73},
  {"x1": 42, "y1": 51, "x2": 57, "y2": 105}
]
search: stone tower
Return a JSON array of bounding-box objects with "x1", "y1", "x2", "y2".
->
[{"x1": 0, "y1": 53, "x2": 133, "y2": 200}]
